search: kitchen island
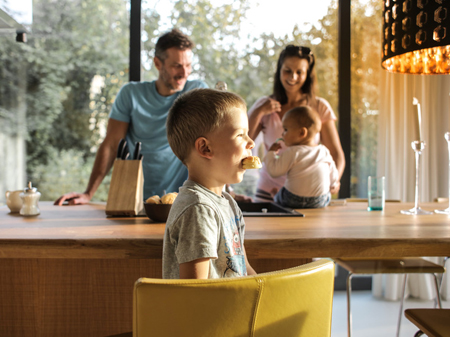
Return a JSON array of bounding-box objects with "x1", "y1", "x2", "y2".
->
[{"x1": 1, "y1": 201, "x2": 449, "y2": 336}]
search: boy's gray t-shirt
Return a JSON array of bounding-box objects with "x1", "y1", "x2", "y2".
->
[{"x1": 163, "y1": 180, "x2": 247, "y2": 279}]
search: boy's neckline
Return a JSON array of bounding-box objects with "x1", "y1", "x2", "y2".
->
[{"x1": 185, "y1": 179, "x2": 225, "y2": 198}]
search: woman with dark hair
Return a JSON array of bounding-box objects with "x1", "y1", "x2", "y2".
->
[{"x1": 248, "y1": 45, "x2": 345, "y2": 201}]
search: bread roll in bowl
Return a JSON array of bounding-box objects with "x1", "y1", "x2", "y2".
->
[
  {"x1": 145, "y1": 195, "x2": 161, "y2": 204},
  {"x1": 161, "y1": 192, "x2": 178, "y2": 204},
  {"x1": 242, "y1": 156, "x2": 262, "y2": 169}
]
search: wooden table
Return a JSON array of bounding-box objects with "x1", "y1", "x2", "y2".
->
[{"x1": 1, "y1": 201, "x2": 449, "y2": 336}]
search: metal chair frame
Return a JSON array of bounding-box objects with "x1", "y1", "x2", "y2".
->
[{"x1": 335, "y1": 258, "x2": 445, "y2": 337}]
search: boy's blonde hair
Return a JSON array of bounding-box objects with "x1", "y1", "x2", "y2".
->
[
  {"x1": 167, "y1": 88, "x2": 246, "y2": 164},
  {"x1": 285, "y1": 106, "x2": 322, "y2": 136}
]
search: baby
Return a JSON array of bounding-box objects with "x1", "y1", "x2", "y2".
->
[{"x1": 264, "y1": 106, "x2": 338, "y2": 208}]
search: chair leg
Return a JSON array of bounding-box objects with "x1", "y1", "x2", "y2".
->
[
  {"x1": 346, "y1": 273, "x2": 353, "y2": 337},
  {"x1": 396, "y1": 274, "x2": 408, "y2": 337},
  {"x1": 414, "y1": 330, "x2": 424, "y2": 337},
  {"x1": 436, "y1": 257, "x2": 448, "y2": 308},
  {"x1": 433, "y1": 273, "x2": 443, "y2": 309}
]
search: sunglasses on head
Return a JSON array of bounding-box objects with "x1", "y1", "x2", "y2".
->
[
  {"x1": 283, "y1": 45, "x2": 313, "y2": 57},
  {"x1": 281, "y1": 45, "x2": 315, "y2": 68}
]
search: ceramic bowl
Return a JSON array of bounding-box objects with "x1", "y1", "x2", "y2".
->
[{"x1": 144, "y1": 203, "x2": 172, "y2": 222}]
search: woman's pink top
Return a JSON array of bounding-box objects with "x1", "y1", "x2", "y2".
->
[{"x1": 248, "y1": 96, "x2": 337, "y2": 197}]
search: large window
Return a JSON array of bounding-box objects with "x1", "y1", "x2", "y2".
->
[
  {"x1": 0, "y1": 0, "x2": 130, "y2": 202},
  {"x1": 350, "y1": 1, "x2": 383, "y2": 198},
  {"x1": 0, "y1": 1, "x2": 30, "y2": 199},
  {"x1": 1, "y1": 0, "x2": 383, "y2": 203}
]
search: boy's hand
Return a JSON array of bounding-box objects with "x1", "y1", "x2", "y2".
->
[{"x1": 268, "y1": 142, "x2": 282, "y2": 152}]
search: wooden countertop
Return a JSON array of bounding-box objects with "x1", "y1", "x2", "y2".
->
[{"x1": 1, "y1": 201, "x2": 449, "y2": 259}]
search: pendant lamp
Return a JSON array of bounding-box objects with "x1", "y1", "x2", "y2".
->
[{"x1": 382, "y1": 0, "x2": 450, "y2": 74}]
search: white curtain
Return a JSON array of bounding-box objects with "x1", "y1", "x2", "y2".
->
[
  {"x1": 374, "y1": 72, "x2": 450, "y2": 301},
  {"x1": 377, "y1": 72, "x2": 450, "y2": 203}
]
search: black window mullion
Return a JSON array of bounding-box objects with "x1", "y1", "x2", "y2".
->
[
  {"x1": 338, "y1": 0, "x2": 351, "y2": 198},
  {"x1": 129, "y1": 0, "x2": 141, "y2": 82}
]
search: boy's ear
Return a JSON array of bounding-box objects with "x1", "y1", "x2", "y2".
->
[
  {"x1": 195, "y1": 137, "x2": 213, "y2": 159},
  {"x1": 299, "y1": 127, "x2": 308, "y2": 138}
]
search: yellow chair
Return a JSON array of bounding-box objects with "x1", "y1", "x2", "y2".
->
[
  {"x1": 405, "y1": 309, "x2": 450, "y2": 337},
  {"x1": 334, "y1": 258, "x2": 445, "y2": 337},
  {"x1": 132, "y1": 259, "x2": 335, "y2": 337}
]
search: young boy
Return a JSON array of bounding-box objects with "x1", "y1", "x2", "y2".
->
[
  {"x1": 163, "y1": 88, "x2": 257, "y2": 279},
  {"x1": 264, "y1": 106, "x2": 338, "y2": 209}
]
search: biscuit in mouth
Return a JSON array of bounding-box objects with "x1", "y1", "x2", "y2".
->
[{"x1": 242, "y1": 156, "x2": 262, "y2": 169}]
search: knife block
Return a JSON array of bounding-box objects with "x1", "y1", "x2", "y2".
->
[{"x1": 105, "y1": 159, "x2": 144, "y2": 216}]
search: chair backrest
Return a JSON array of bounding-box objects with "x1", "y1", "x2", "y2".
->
[{"x1": 133, "y1": 259, "x2": 335, "y2": 337}]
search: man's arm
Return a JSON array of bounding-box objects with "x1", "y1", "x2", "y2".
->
[
  {"x1": 179, "y1": 258, "x2": 210, "y2": 279},
  {"x1": 54, "y1": 119, "x2": 129, "y2": 205}
]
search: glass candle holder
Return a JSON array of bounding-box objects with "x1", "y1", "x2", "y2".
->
[{"x1": 401, "y1": 141, "x2": 433, "y2": 215}]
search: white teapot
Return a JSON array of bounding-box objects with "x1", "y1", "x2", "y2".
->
[
  {"x1": 5, "y1": 190, "x2": 23, "y2": 213},
  {"x1": 19, "y1": 182, "x2": 41, "y2": 216}
]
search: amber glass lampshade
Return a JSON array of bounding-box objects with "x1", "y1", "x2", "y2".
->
[{"x1": 382, "y1": 0, "x2": 450, "y2": 74}]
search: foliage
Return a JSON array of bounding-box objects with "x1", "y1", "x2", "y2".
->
[
  {"x1": 293, "y1": 0, "x2": 339, "y2": 113},
  {"x1": 0, "y1": 37, "x2": 28, "y2": 136},
  {"x1": 30, "y1": 148, "x2": 111, "y2": 201},
  {"x1": 349, "y1": 0, "x2": 383, "y2": 196},
  {"x1": 24, "y1": 0, "x2": 130, "y2": 170}
]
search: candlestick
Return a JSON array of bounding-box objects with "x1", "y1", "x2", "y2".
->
[
  {"x1": 401, "y1": 141, "x2": 432, "y2": 215},
  {"x1": 412, "y1": 97, "x2": 422, "y2": 142}
]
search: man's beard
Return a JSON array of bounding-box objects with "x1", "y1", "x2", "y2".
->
[{"x1": 160, "y1": 67, "x2": 184, "y2": 92}]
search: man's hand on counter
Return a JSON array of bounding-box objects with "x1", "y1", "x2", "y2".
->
[{"x1": 54, "y1": 192, "x2": 91, "y2": 206}]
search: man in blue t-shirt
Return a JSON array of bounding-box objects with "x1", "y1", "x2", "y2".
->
[{"x1": 55, "y1": 29, "x2": 208, "y2": 205}]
